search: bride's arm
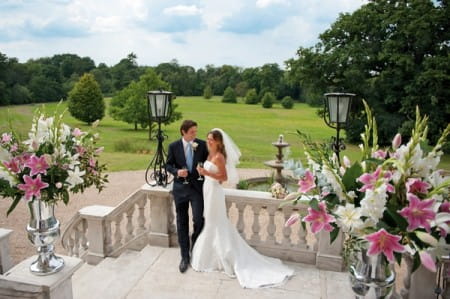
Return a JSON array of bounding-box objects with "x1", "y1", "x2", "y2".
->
[{"x1": 200, "y1": 154, "x2": 227, "y2": 182}]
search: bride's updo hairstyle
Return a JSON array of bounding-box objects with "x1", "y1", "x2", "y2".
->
[{"x1": 209, "y1": 130, "x2": 227, "y2": 160}]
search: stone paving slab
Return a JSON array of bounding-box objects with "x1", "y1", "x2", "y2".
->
[{"x1": 125, "y1": 246, "x2": 354, "y2": 299}]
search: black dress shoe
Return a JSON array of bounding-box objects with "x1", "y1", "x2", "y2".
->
[{"x1": 179, "y1": 258, "x2": 189, "y2": 273}]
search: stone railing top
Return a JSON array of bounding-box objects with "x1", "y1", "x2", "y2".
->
[
  {"x1": 224, "y1": 188, "x2": 273, "y2": 200},
  {"x1": 79, "y1": 205, "x2": 114, "y2": 218}
]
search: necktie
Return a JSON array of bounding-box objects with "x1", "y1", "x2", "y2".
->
[{"x1": 186, "y1": 142, "x2": 193, "y2": 172}]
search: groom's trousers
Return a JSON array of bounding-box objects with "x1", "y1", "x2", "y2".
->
[{"x1": 174, "y1": 185, "x2": 204, "y2": 260}]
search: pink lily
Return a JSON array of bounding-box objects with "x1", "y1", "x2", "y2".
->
[
  {"x1": 76, "y1": 145, "x2": 86, "y2": 156},
  {"x1": 419, "y1": 251, "x2": 436, "y2": 272},
  {"x1": 372, "y1": 150, "x2": 387, "y2": 160},
  {"x1": 18, "y1": 174, "x2": 49, "y2": 201},
  {"x1": 365, "y1": 228, "x2": 405, "y2": 263},
  {"x1": 3, "y1": 157, "x2": 21, "y2": 173},
  {"x1": 25, "y1": 155, "x2": 50, "y2": 176},
  {"x1": 399, "y1": 194, "x2": 435, "y2": 232},
  {"x1": 285, "y1": 214, "x2": 300, "y2": 227},
  {"x1": 298, "y1": 170, "x2": 316, "y2": 193},
  {"x1": 406, "y1": 178, "x2": 430, "y2": 194},
  {"x1": 72, "y1": 128, "x2": 83, "y2": 137},
  {"x1": 358, "y1": 166, "x2": 394, "y2": 193},
  {"x1": 439, "y1": 201, "x2": 450, "y2": 237},
  {"x1": 1, "y1": 133, "x2": 12, "y2": 143},
  {"x1": 303, "y1": 202, "x2": 336, "y2": 233}
]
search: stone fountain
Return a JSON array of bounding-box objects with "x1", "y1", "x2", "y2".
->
[{"x1": 263, "y1": 134, "x2": 289, "y2": 184}]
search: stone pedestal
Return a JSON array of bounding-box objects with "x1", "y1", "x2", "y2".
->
[
  {"x1": 0, "y1": 228, "x2": 13, "y2": 274},
  {"x1": 316, "y1": 230, "x2": 344, "y2": 272},
  {"x1": 0, "y1": 255, "x2": 82, "y2": 299}
]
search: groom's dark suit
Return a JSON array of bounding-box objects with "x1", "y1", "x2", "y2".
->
[{"x1": 166, "y1": 138, "x2": 208, "y2": 261}]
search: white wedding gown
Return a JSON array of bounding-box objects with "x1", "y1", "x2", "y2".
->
[{"x1": 191, "y1": 161, "x2": 294, "y2": 288}]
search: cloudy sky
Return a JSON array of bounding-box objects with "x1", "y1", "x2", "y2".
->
[{"x1": 0, "y1": 0, "x2": 367, "y2": 69}]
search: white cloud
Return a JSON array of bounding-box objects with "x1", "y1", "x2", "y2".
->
[
  {"x1": 163, "y1": 5, "x2": 202, "y2": 16},
  {"x1": 256, "y1": 0, "x2": 289, "y2": 9}
]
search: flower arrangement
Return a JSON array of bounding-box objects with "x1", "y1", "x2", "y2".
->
[
  {"x1": 0, "y1": 107, "x2": 108, "y2": 215},
  {"x1": 269, "y1": 182, "x2": 288, "y2": 199},
  {"x1": 285, "y1": 101, "x2": 450, "y2": 272}
]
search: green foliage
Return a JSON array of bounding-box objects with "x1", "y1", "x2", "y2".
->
[
  {"x1": 222, "y1": 86, "x2": 237, "y2": 103},
  {"x1": 261, "y1": 92, "x2": 275, "y2": 108},
  {"x1": 68, "y1": 73, "x2": 105, "y2": 124},
  {"x1": 286, "y1": 0, "x2": 450, "y2": 151},
  {"x1": 203, "y1": 85, "x2": 213, "y2": 99},
  {"x1": 245, "y1": 88, "x2": 259, "y2": 104},
  {"x1": 236, "y1": 180, "x2": 249, "y2": 190},
  {"x1": 281, "y1": 96, "x2": 294, "y2": 109}
]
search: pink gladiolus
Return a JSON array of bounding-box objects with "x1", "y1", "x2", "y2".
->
[
  {"x1": 419, "y1": 251, "x2": 436, "y2": 272},
  {"x1": 392, "y1": 133, "x2": 402, "y2": 150},
  {"x1": 89, "y1": 158, "x2": 96, "y2": 167},
  {"x1": 399, "y1": 194, "x2": 435, "y2": 232},
  {"x1": 285, "y1": 214, "x2": 300, "y2": 227},
  {"x1": 1, "y1": 133, "x2": 12, "y2": 143},
  {"x1": 76, "y1": 145, "x2": 86, "y2": 156},
  {"x1": 406, "y1": 178, "x2": 431, "y2": 195},
  {"x1": 55, "y1": 182, "x2": 63, "y2": 189},
  {"x1": 303, "y1": 202, "x2": 336, "y2": 233},
  {"x1": 18, "y1": 174, "x2": 49, "y2": 201},
  {"x1": 298, "y1": 170, "x2": 316, "y2": 193},
  {"x1": 25, "y1": 155, "x2": 50, "y2": 176},
  {"x1": 72, "y1": 128, "x2": 83, "y2": 137},
  {"x1": 372, "y1": 150, "x2": 387, "y2": 159},
  {"x1": 365, "y1": 228, "x2": 405, "y2": 263},
  {"x1": 94, "y1": 147, "x2": 104, "y2": 154}
]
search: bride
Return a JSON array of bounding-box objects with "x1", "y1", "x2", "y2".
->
[{"x1": 191, "y1": 128, "x2": 294, "y2": 288}]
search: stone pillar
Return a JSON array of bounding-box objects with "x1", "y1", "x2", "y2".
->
[
  {"x1": 0, "y1": 255, "x2": 82, "y2": 299},
  {"x1": 0, "y1": 228, "x2": 13, "y2": 274},
  {"x1": 141, "y1": 184, "x2": 173, "y2": 247},
  {"x1": 79, "y1": 205, "x2": 114, "y2": 265},
  {"x1": 316, "y1": 230, "x2": 344, "y2": 272}
]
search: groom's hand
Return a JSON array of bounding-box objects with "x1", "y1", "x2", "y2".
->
[{"x1": 178, "y1": 169, "x2": 188, "y2": 177}]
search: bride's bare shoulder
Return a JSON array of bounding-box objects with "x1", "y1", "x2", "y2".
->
[{"x1": 211, "y1": 153, "x2": 225, "y2": 165}]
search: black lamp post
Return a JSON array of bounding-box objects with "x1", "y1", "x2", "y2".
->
[
  {"x1": 323, "y1": 92, "x2": 355, "y2": 166},
  {"x1": 145, "y1": 89, "x2": 173, "y2": 187}
]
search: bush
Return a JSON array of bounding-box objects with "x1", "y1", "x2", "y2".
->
[
  {"x1": 222, "y1": 86, "x2": 237, "y2": 103},
  {"x1": 203, "y1": 85, "x2": 213, "y2": 99},
  {"x1": 281, "y1": 96, "x2": 294, "y2": 109},
  {"x1": 68, "y1": 73, "x2": 105, "y2": 124},
  {"x1": 261, "y1": 92, "x2": 275, "y2": 108},
  {"x1": 245, "y1": 88, "x2": 259, "y2": 104}
]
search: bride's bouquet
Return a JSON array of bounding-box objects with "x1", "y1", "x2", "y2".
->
[{"x1": 285, "y1": 100, "x2": 450, "y2": 272}]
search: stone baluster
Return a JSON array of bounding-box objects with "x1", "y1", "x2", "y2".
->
[
  {"x1": 297, "y1": 216, "x2": 308, "y2": 249},
  {"x1": 81, "y1": 220, "x2": 88, "y2": 251},
  {"x1": 316, "y1": 229, "x2": 344, "y2": 271},
  {"x1": 124, "y1": 205, "x2": 135, "y2": 243},
  {"x1": 67, "y1": 237, "x2": 74, "y2": 256},
  {"x1": 250, "y1": 204, "x2": 262, "y2": 243},
  {"x1": 73, "y1": 225, "x2": 81, "y2": 257},
  {"x1": 0, "y1": 228, "x2": 13, "y2": 274},
  {"x1": 136, "y1": 197, "x2": 147, "y2": 236},
  {"x1": 113, "y1": 214, "x2": 124, "y2": 251},
  {"x1": 235, "y1": 202, "x2": 246, "y2": 237},
  {"x1": 79, "y1": 205, "x2": 114, "y2": 265},
  {"x1": 282, "y1": 208, "x2": 292, "y2": 247},
  {"x1": 105, "y1": 220, "x2": 113, "y2": 254},
  {"x1": 265, "y1": 205, "x2": 277, "y2": 245}
]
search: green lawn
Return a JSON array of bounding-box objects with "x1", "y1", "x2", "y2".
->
[{"x1": 1, "y1": 96, "x2": 449, "y2": 171}]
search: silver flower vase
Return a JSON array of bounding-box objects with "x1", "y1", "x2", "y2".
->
[
  {"x1": 26, "y1": 198, "x2": 65, "y2": 275},
  {"x1": 349, "y1": 248, "x2": 396, "y2": 299}
]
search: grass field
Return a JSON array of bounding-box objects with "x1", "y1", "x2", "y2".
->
[{"x1": 1, "y1": 96, "x2": 449, "y2": 171}]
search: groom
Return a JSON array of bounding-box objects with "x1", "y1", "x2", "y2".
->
[{"x1": 166, "y1": 120, "x2": 208, "y2": 273}]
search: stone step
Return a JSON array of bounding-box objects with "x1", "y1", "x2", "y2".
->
[{"x1": 72, "y1": 246, "x2": 164, "y2": 299}]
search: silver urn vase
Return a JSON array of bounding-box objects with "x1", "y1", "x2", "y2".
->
[
  {"x1": 26, "y1": 198, "x2": 65, "y2": 275},
  {"x1": 349, "y1": 248, "x2": 396, "y2": 298}
]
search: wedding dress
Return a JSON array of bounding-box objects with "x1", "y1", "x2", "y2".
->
[{"x1": 191, "y1": 159, "x2": 294, "y2": 288}]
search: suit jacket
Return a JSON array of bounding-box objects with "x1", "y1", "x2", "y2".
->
[{"x1": 166, "y1": 138, "x2": 208, "y2": 199}]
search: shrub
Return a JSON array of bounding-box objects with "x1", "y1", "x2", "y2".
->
[
  {"x1": 222, "y1": 86, "x2": 237, "y2": 103},
  {"x1": 261, "y1": 92, "x2": 275, "y2": 108},
  {"x1": 68, "y1": 73, "x2": 105, "y2": 124},
  {"x1": 245, "y1": 88, "x2": 259, "y2": 104},
  {"x1": 281, "y1": 96, "x2": 294, "y2": 109},
  {"x1": 203, "y1": 85, "x2": 213, "y2": 99}
]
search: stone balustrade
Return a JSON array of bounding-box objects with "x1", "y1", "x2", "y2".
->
[
  {"x1": 0, "y1": 228, "x2": 13, "y2": 274},
  {"x1": 61, "y1": 184, "x2": 344, "y2": 271}
]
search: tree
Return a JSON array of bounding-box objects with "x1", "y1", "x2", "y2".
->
[
  {"x1": 245, "y1": 88, "x2": 259, "y2": 104},
  {"x1": 286, "y1": 0, "x2": 450, "y2": 148},
  {"x1": 203, "y1": 85, "x2": 213, "y2": 99},
  {"x1": 261, "y1": 92, "x2": 275, "y2": 108},
  {"x1": 222, "y1": 86, "x2": 237, "y2": 103},
  {"x1": 68, "y1": 73, "x2": 105, "y2": 124},
  {"x1": 281, "y1": 96, "x2": 294, "y2": 109},
  {"x1": 109, "y1": 68, "x2": 182, "y2": 139}
]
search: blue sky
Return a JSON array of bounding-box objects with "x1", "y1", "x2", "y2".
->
[{"x1": 0, "y1": 0, "x2": 367, "y2": 69}]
